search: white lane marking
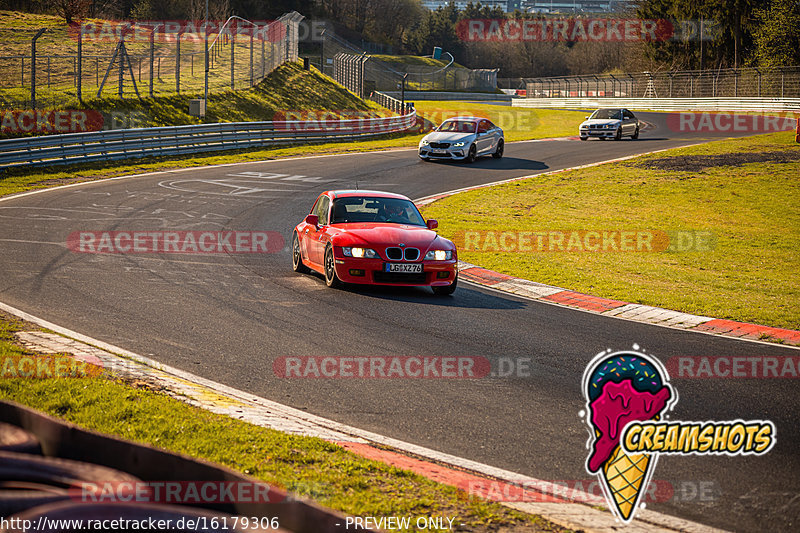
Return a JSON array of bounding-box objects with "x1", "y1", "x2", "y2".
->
[
  {"x1": 0, "y1": 301, "x2": 726, "y2": 533},
  {"x1": 0, "y1": 238, "x2": 65, "y2": 247}
]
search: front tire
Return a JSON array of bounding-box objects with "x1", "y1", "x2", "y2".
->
[
  {"x1": 324, "y1": 246, "x2": 342, "y2": 288},
  {"x1": 492, "y1": 139, "x2": 504, "y2": 159},
  {"x1": 631, "y1": 126, "x2": 639, "y2": 139},
  {"x1": 292, "y1": 232, "x2": 310, "y2": 273},
  {"x1": 580, "y1": 136, "x2": 588, "y2": 141},
  {"x1": 614, "y1": 128, "x2": 622, "y2": 141},
  {"x1": 466, "y1": 144, "x2": 477, "y2": 164},
  {"x1": 432, "y1": 275, "x2": 457, "y2": 296}
]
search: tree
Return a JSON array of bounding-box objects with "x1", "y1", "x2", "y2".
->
[
  {"x1": 752, "y1": 0, "x2": 800, "y2": 68},
  {"x1": 50, "y1": 0, "x2": 90, "y2": 23}
]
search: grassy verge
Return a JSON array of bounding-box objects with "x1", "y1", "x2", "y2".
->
[
  {"x1": 0, "y1": 104, "x2": 585, "y2": 198},
  {"x1": 0, "y1": 315, "x2": 567, "y2": 533},
  {"x1": 420, "y1": 131, "x2": 800, "y2": 330}
]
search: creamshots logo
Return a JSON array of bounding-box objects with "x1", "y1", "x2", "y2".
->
[{"x1": 581, "y1": 348, "x2": 776, "y2": 523}]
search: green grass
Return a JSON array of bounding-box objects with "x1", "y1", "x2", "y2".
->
[
  {"x1": 0, "y1": 317, "x2": 567, "y2": 533},
  {"x1": 371, "y1": 54, "x2": 465, "y2": 69},
  {"x1": 420, "y1": 131, "x2": 800, "y2": 330}
]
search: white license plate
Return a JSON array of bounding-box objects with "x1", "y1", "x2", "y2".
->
[{"x1": 385, "y1": 263, "x2": 423, "y2": 273}]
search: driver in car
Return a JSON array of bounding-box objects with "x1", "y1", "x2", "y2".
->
[{"x1": 380, "y1": 201, "x2": 411, "y2": 223}]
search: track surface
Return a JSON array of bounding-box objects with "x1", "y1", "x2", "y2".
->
[{"x1": 1, "y1": 113, "x2": 797, "y2": 532}]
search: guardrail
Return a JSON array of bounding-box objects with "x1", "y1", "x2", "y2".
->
[
  {"x1": 382, "y1": 91, "x2": 512, "y2": 102},
  {"x1": 369, "y1": 91, "x2": 414, "y2": 114},
  {"x1": 512, "y1": 97, "x2": 800, "y2": 112},
  {"x1": 0, "y1": 111, "x2": 416, "y2": 170}
]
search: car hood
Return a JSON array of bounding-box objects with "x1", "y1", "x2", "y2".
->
[
  {"x1": 581, "y1": 119, "x2": 622, "y2": 127},
  {"x1": 331, "y1": 223, "x2": 451, "y2": 250},
  {"x1": 422, "y1": 132, "x2": 476, "y2": 143}
]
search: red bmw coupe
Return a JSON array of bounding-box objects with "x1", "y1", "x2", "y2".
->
[{"x1": 292, "y1": 190, "x2": 458, "y2": 295}]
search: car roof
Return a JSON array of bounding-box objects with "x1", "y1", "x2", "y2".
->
[
  {"x1": 441, "y1": 116, "x2": 484, "y2": 122},
  {"x1": 327, "y1": 190, "x2": 410, "y2": 200}
]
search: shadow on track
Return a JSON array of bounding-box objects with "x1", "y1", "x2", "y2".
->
[
  {"x1": 302, "y1": 273, "x2": 526, "y2": 310},
  {"x1": 423, "y1": 157, "x2": 548, "y2": 171}
]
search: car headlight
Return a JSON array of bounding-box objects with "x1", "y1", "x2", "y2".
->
[
  {"x1": 451, "y1": 141, "x2": 465, "y2": 147},
  {"x1": 343, "y1": 247, "x2": 377, "y2": 258},
  {"x1": 425, "y1": 250, "x2": 452, "y2": 261},
  {"x1": 420, "y1": 139, "x2": 429, "y2": 146},
  {"x1": 606, "y1": 123, "x2": 620, "y2": 129}
]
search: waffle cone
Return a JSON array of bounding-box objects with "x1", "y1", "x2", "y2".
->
[{"x1": 601, "y1": 445, "x2": 650, "y2": 520}]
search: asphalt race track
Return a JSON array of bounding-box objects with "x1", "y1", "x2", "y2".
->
[{"x1": 1, "y1": 113, "x2": 797, "y2": 532}]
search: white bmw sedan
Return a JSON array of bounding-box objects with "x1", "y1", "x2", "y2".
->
[
  {"x1": 579, "y1": 108, "x2": 640, "y2": 140},
  {"x1": 418, "y1": 117, "x2": 504, "y2": 163}
]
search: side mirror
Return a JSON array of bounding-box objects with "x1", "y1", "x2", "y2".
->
[
  {"x1": 584, "y1": 115, "x2": 589, "y2": 119},
  {"x1": 426, "y1": 219, "x2": 438, "y2": 230},
  {"x1": 305, "y1": 214, "x2": 319, "y2": 227}
]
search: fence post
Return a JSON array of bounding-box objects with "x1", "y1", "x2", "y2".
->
[
  {"x1": 118, "y1": 38, "x2": 124, "y2": 98},
  {"x1": 77, "y1": 26, "x2": 82, "y2": 102},
  {"x1": 31, "y1": 28, "x2": 47, "y2": 110},
  {"x1": 149, "y1": 30, "x2": 154, "y2": 97},
  {"x1": 176, "y1": 32, "x2": 181, "y2": 93},
  {"x1": 250, "y1": 31, "x2": 254, "y2": 86},
  {"x1": 756, "y1": 68, "x2": 761, "y2": 97},
  {"x1": 231, "y1": 28, "x2": 235, "y2": 90}
]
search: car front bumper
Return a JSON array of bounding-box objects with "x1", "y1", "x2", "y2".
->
[
  {"x1": 332, "y1": 255, "x2": 457, "y2": 286},
  {"x1": 418, "y1": 146, "x2": 468, "y2": 160},
  {"x1": 580, "y1": 128, "x2": 618, "y2": 137}
]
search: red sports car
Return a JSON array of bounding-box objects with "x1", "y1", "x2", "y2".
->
[{"x1": 292, "y1": 190, "x2": 458, "y2": 295}]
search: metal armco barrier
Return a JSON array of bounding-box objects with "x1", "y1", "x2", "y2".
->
[
  {"x1": 0, "y1": 400, "x2": 376, "y2": 532},
  {"x1": 0, "y1": 111, "x2": 416, "y2": 170},
  {"x1": 512, "y1": 97, "x2": 800, "y2": 113}
]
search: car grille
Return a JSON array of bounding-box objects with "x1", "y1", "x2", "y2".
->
[
  {"x1": 429, "y1": 142, "x2": 450, "y2": 149},
  {"x1": 373, "y1": 272, "x2": 428, "y2": 284},
  {"x1": 385, "y1": 247, "x2": 419, "y2": 261}
]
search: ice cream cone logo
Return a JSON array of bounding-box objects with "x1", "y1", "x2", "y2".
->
[{"x1": 582, "y1": 349, "x2": 676, "y2": 523}]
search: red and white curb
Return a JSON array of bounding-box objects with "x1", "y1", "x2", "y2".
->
[
  {"x1": 457, "y1": 260, "x2": 799, "y2": 346},
  {"x1": 3, "y1": 301, "x2": 726, "y2": 533}
]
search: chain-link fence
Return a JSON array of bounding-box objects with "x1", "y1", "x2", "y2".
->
[
  {"x1": 0, "y1": 12, "x2": 303, "y2": 109},
  {"x1": 321, "y1": 31, "x2": 497, "y2": 96},
  {"x1": 499, "y1": 67, "x2": 800, "y2": 99}
]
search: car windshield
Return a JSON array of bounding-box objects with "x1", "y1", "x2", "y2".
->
[
  {"x1": 330, "y1": 197, "x2": 426, "y2": 226},
  {"x1": 590, "y1": 109, "x2": 622, "y2": 120},
  {"x1": 436, "y1": 120, "x2": 476, "y2": 133}
]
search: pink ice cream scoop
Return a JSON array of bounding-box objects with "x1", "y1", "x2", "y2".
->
[{"x1": 587, "y1": 380, "x2": 671, "y2": 473}]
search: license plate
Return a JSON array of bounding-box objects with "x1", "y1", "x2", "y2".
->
[
  {"x1": 431, "y1": 150, "x2": 446, "y2": 155},
  {"x1": 385, "y1": 263, "x2": 423, "y2": 273}
]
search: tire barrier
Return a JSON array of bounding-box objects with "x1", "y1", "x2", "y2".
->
[
  {"x1": 0, "y1": 450, "x2": 142, "y2": 517},
  {"x1": 0, "y1": 400, "x2": 376, "y2": 532},
  {"x1": 0, "y1": 422, "x2": 40, "y2": 454}
]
